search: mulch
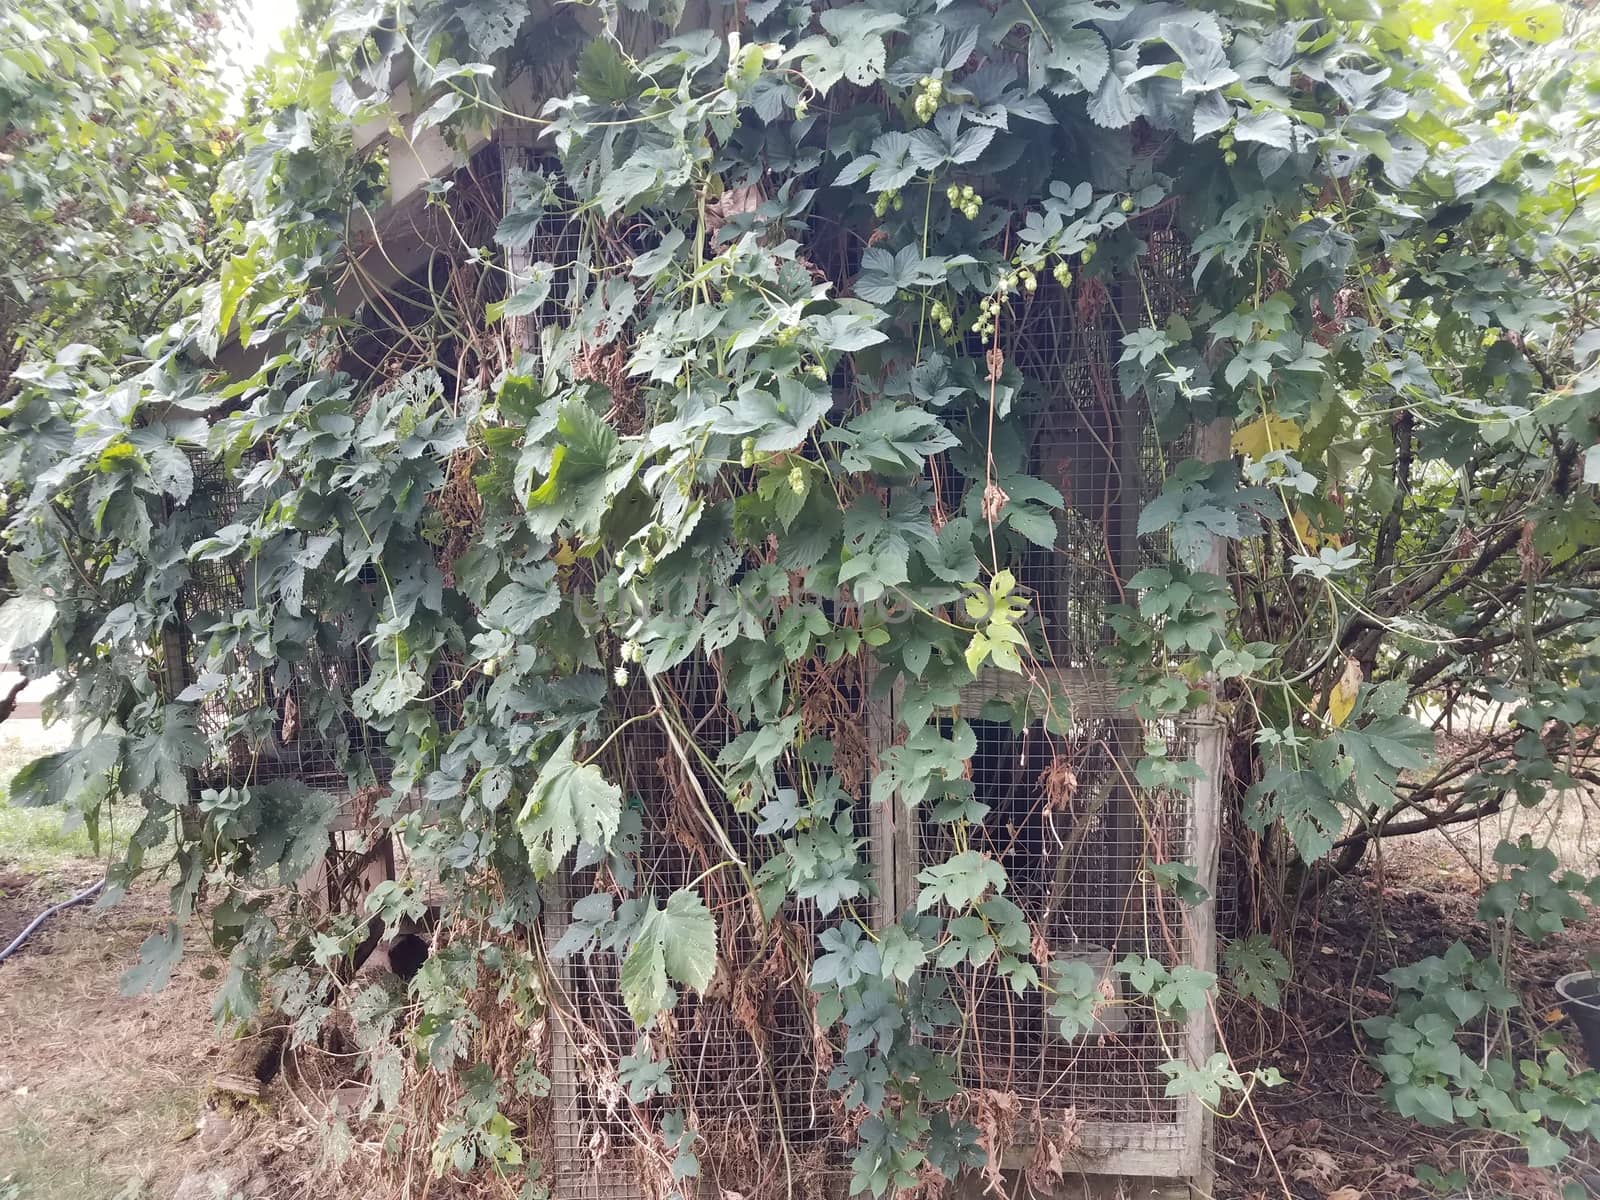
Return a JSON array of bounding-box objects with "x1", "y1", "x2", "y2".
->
[{"x1": 1217, "y1": 859, "x2": 1600, "y2": 1200}]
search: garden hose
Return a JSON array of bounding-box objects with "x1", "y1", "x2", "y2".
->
[{"x1": 0, "y1": 878, "x2": 105, "y2": 964}]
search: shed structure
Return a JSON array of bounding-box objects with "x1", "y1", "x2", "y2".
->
[{"x1": 193, "y1": 16, "x2": 1228, "y2": 1199}]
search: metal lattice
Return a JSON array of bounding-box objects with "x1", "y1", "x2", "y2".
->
[
  {"x1": 912, "y1": 716, "x2": 1197, "y2": 1140},
  {"x1": 175, "y1": 457, "x2": 402, "y2": 927},
  {"x1": 177, "y1": 458, "x2": 390, "y2": 802},
  {"x1": 1009, "y1": 217, "x2": 1193, "y2": 668},
  {"x1": 547, "y1": 662, "x2": 868, "y2": 1199}
]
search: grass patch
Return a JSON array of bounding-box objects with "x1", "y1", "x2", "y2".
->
[
  {"x1": 0, "y1": 1083, "x2": 193, "y2": 1200},
  {"x1": 0, "y1": 726, "x2": 146, "y2": 875}
]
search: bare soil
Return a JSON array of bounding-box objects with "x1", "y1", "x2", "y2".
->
[{"x1": 1217, "y1": 849, "x2": 1600, "y2": 1200}]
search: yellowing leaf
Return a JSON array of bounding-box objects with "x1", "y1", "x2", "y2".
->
[
  {"x1": 1290, "y1": 509, "x2": 1341, "y2": 551},
  {"x1": 1503, "y1": 0, "x2": 1564, "y2": 43},
  {"x1": 1327, "y1": 658, "x2": 1362, "y2": 729},
  {"x1": 1231, "y1": 414, "x2": 1301, "y2": 460},
  {"x1": 1290, "y1": 509, "x2": 1318, "y2": 549}
]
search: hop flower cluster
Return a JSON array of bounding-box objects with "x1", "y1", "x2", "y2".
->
[
  {"x1": 947, "y1": 183, "x2": 981, "y2": 220},
  {"x1": 971, "y1": 293, "x2": 1005, "y2": 338},
  {"x1": 912, "y1": 75, "x2": 943, "y2": 122}
]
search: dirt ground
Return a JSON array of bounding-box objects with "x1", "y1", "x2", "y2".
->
[
  {"x1": 2, "y1": 724, "x2": 1598, "y2": 1199},
  {"x1": 1216, "y1": 813, "x2": 1600, "y2": 1200},
  {"x1": 0, "y1": 870, "x2": 222, "y2": 1200}
]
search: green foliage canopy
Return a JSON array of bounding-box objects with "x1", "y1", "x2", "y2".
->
[{"x1": 4, "y1": 0, "x2": 1600, "y2": 1188}]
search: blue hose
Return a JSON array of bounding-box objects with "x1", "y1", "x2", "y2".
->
[{"x1": 0, "y1": 878, "x2": 105, "y2": 963}]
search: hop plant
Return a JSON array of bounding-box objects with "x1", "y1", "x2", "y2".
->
[
  {"x1": 950, "y1": 183, "x2": 981, "y2": 220},
  {"x1": 740, "y1": 436, "x2": 757, "y2": 469},
  {"x1": 913, "y1": 75, "x2": 944, "y2": 122},
  {"x1": 1053, "y1": 260, "x2": 1074, "y2": 288},
  {"x1": 788, "y1": 464, "x2": 806, "y2": 495}
]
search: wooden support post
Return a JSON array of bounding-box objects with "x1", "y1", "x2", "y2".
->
[
  {"x1": 501, "y1": 125, "x2": 542, "y2": 363},
  {"x1": 1179, "y1": 417, "x2": 1231, "y2": 1195}
]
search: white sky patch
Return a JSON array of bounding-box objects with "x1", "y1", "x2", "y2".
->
[{"x1": 223, "y1": 0, "x2": 302, "y2": 75}]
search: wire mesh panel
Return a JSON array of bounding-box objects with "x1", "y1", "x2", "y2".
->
[
  {"x1": 547, "y1": 661, "x2": 869, "y2": 1200},
  {"x1": 897, "y1": 219, "x2": 1216, "y2": 1177},
  {"x1": 1007, "y1": 220, "x2": 1192, "y2": 670},
  {"x1": 173, "y1": 457, "x2": 404, "y2": 925},
  {"x1": 912, "y1": 717, "x2": 1198, "y2": 1145},
  {"x1": 178, "y1": 471, "x2": 390, "y2": 799}
]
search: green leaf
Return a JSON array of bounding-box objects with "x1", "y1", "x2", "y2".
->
[
  {"x1": 488, "y1": 263, "x2": 555, "y2": 321},
  {"x1": 1526, "y1": 1127, "x2": 1569, "y2": 1168},
  {"x1": 825, "y1": 403, "x2": 958, "y2": 476},
  {"x1": 620, "y1": 888, "x2": 718, "y2": 1025},
  {"x1": 915, "y1": 849, "x2": 1007, "y2": 912},
  {"x1": 1339, "y1": 714, "x2": 1432, "y2": 813},
  {"x1": 1154, "y1": 964, "x2": 1216, "y2": 1015},
  {"x1": 0, "y1": 596, "x2": 56, "y2": 658},
  {"x1": 121, "y1": 921, "x2": 183, "y2": 995},
  {"x1": 495, "y1": 169, "x2": 548, "y2": 248},
  {"x1": 457, "y1": 0, "x2": 527, "y2": 55},
  {"x1": 908, "y1": 111, "x2": 996, "y2": 169},
  {"x1": 721, "y1": 377, "x2": 833, "y2": 453},
  {"x1": 1223, "y1": 935, "x2": 1290, "y2": 1009},
  {"x1": 1233, "y1": 111, "x2": 1294, "y2": 151},
  {"x1": 355, "y1": 663, "x2": 424, "y2": 718},
  {"x1": 1161, "y1": 22, "x2": 1238, "y2": 93},
  {"x1": 1160, "y1": 1052, "x2": 1243, "y2": 1106},
  {"x1": 1452, "y1": 136, "x2": 1518, "y2": 194},
  {"x1": 878, "y1": 925, "x2": 926, "y2": 984},
  {"x1": 855, "y1": 246, "x2": 972, "y2": 304},
  {"x1": 1049, "y1": 959, "x2": 1105, "y2": 1040},
  {"x1": 518, "y1": 732, "x2": 623, "y2": 877},
  {"x1": 1030, "y1": 24, "x2": 1109, "y2": 93},
  {"x1": 523, "y1": 399, "x2": 628, "y2": 539},
  {"x1": 872, "y1": 720, "x2": 976, "y2": 808},
  {"x1": 619, "y1": 1039, "x2": 673, "y2": 1101},
  {"x1": 797, "y1": 7, "x2": 905, "y2": 94}
]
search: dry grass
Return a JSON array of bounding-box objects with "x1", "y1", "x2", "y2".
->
[{"x1": 0, "y1": 878, "x2": 224, "y2": 1200}]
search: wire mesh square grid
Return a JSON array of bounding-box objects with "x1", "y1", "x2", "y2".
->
[
  {"x1": 547, "y1": 661, "x2": 872, "y2": 1200},
  {"x1": 912, "y1": 716, "x2": 1198, "y2": 1144},
  {"x1": 176, "y1": 457, "x2": 391, "y2": 801},
  {"x1": 1002, "y1": 220, "x2": 1193, "y2": 672}
]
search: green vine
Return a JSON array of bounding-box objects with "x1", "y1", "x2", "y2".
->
[{"x1": 4, "y1": 0, "x2": 1600, "y2": 1193}]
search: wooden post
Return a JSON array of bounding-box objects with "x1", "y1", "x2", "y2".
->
[
  {"x1": 866, "y1": 668, "x2": 900, "y2": 925},
  {"x1": 501, "y1": 125, "x2": 543, "y2": 364},
  {"x1": 1180, "y1": 417, "x2": 1231, "y2": 1195}
]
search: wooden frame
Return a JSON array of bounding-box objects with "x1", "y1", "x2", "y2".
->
[{"x1": 879, "y1": 660, "x2": 1219, "y2": 1195}]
